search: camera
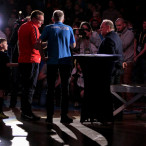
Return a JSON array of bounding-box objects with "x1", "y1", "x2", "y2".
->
[
  {"x1": 73, "y1": 28, "x2": 88, "y2": 38},
  {"x1": 14, "y1": 11, "x2": 26, "y2": 26}
]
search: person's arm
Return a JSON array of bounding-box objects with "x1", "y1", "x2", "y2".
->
[
  {"x1": 55, "y1": 73, "x2": 61, "y2": 88},
  {"x1": 98, "y1": 38, "x2": 115, "y2": 54},
  {"x1": 70, "y1": 42, "x2": 76, "y2": 49},
  {"x1": 34, "y1": 38, "x2": 47, "y2": 61},
  {"x1": 122, "y1": 62, "x2": 127, "y2": 69},
  {"x1": 38, "y1": 72, "x2": 47, "y2": 80},
  {"x1": 34, "y1": 39, "x2": 47, "y2": 50},
  {"x1": 38, "y1": 63, "x2": 47, "y2": 80},
  {"x1": 70, "y1": 27, "x2": 76, "y2": 49},
  {"x1": 122, "y1": 31, "x2": 134, "y2": 52},
  {"x1": 134, "y1": 43, "x2": 146, "y2": 62},
  {"x1": 134, "y1": 39, "x2": 137, "y2": 57}
]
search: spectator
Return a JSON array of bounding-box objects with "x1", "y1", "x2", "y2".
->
[
  {"x1": 115, "y1": 18, "x2": 134, "y2": 101},
  {"x1": 8, "y1": 11, "x2": 17, "y2": 28},
  {"x1": 102, "y1": 0, "x2": 121, "y2": 22},
  {"x1": 133, "y1": 19, "x2": 146, "y2": 84},
  {"x1": 98, "y1": 19, "x2": 123, "y2": 124},
  {"x1": 0, "y1": 38, "x2": 18, "y2": 119},
  {"x1": 79, "y1": 21, "x2": 102, "y2": 54},
  {"x1": 3, "y1": 26, "x2": 12, "y2": 43},
  {"x1": 72, "y1": 21, "x2": 81, "y2": 54}
]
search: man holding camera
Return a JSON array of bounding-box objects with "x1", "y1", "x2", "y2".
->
[{"x1": 79, "y1": 21, "x2": 102, "y2": 54}]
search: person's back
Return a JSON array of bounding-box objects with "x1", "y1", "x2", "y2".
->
[
  {"x1": 99, "y1": 31, "x2": 122, "y2": 55},
  {"x1": 39, "y1": 10, "x2": 76, "y2": 124},
  {"x1": 42, "y1": 22, "x2": 73, "y2": 64}
]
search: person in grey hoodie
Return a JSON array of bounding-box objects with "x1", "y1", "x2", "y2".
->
[{"x1": 115, "y1": 18, "x2": 134, "y2": 101}]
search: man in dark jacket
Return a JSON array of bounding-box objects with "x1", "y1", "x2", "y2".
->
[{"x1": 97, "y1": 19, "x2": 123, "y2": 124}]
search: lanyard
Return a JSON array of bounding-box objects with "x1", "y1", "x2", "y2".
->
[{"x1": 139, "y1": 32, "x2": 146, "y2": 45}]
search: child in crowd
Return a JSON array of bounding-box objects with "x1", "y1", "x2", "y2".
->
[{"x1": 0, "y1": 38, "x2": 18, "y2": 119}]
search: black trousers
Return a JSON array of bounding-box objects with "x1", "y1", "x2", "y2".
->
[
  {"x1": 19, "y1": 63, "x2": 39, "y2": 114},
  {"x1": 10, "y1": 67, "x2": 20, "y2": 107},
  {"x1": 46, "y1": 64, "x2": 72, "y2": 118}
]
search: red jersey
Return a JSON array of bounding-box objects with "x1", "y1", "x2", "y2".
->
[{"x1": 18, "y1": 21, "x2": 41, "y2": 63}]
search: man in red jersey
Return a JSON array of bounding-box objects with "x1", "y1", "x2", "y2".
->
[{"x1": 18, "y1": 10, "x2": 44, "y2": 121}]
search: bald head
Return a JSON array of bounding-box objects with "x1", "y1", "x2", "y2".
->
[{"x1": 115, "y1": 18, "x2": 126, "y2": 32}]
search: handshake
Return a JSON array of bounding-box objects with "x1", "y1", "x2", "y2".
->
[{"x1": 34, "y1": 39, "x2": 48, "y2": 61}]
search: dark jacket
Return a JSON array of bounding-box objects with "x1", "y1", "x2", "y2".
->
[{"x1": 98, "y1": 31, "x2": 123, "y2": 82}]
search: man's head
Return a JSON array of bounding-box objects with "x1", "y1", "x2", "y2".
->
[
  {"x1": 52, "y1": 10, "x2": 64, "y2": 22},
  {"x1": 31, "y1": 10, "x2": 44, "y2": 28},
  {"x1": 100, "y1": 19, "x2": 115, "y2": 37},
  {"x1": 0, "y1": 38, "x2": 8, "y2": 51},
  {"x1": 115, "y1": 18, "x2": 126, "y2": 33}
]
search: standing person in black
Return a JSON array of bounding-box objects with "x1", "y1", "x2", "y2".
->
[
  {"x1": 9, "y1": 16, "x2": 31, "y2": 108},
  {"x1": 134, "y1": 19, "x2": 146, "y2": 84},
  {"x1": 97, "y1": 19, "x2": 123, "y2": 124},
  {"x1": 0, "y1": 38, "x2": 18, "y2": 119}
]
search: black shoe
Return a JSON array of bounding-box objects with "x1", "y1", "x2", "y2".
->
[
  {"x1": 47, "y1": 129, "x2": 56, "y2": 135},
  {"x1": 46, "y1": 117, "x2": 53, "y2": 124},
  {"x1": 21, "y1": 112, "x2": 40, "y2": 121},
  {"x1": 60, "y1": 116, "x2": 73, "y2": 123}
]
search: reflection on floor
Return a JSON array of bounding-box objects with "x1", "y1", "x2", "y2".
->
[{"x1": 1, "y1": 106, "x2": 146, "y2": 146}]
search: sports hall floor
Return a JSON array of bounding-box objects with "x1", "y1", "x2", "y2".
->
[{"x1": 0, "y1": 96, "x2": 146, "y2": 146}]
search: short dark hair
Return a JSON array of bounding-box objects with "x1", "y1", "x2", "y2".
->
[
  {"x1": 30, "y1": 10, "x2": 44, "y2": 20},
  {"x1": 115, "y1": 18, "x2": 126, "y2": 24}
]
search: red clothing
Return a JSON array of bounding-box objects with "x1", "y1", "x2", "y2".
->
[{"x1": 18, "y1": 21, "x2": 41, "y2": 63}]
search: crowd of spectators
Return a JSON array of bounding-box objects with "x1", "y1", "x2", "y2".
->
[
  {"x1": 0, "y1": 0, "x2": 145, "y2": 32},
  {"x1": 0, "y1": 0, "x2": 145, "y2": 109}
]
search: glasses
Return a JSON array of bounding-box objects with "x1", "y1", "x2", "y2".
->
[
  {"x1": 35, "y1": 17, "x2": 44, "y2": 23},
  {"x1": 37, "y1": 19, "x2": 44, "y2": 23}
]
